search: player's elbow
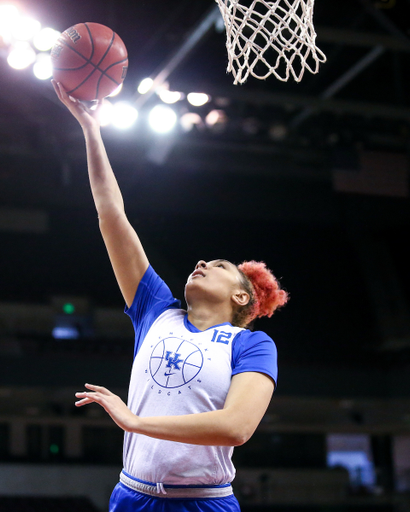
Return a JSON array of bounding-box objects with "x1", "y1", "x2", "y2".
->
[{"x1": 228, "y1": 425, "x2": 254, "y2": 446}]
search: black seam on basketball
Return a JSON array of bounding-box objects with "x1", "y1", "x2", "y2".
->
[
  {"x1": 96, "y1": 58, "x2": 128, "y2": 92},
  {"x1": 56, "y1": 39, "x2": 90, "y2": 64},
  {"x1": 84, "y1": 23, "x2": 95, "y2": 62},
  {"x1": 53, "y1": 63, "x2": 90, "y2": 71},
  {"x1": 54, "y1": 25, "x2": 96, "y2": 78},
  {"x1": 67, "y1": 30, "x2": 117, "y2": 96}
]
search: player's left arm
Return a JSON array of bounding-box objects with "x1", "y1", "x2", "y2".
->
[{"x1": 74, "y1": 372, "x2": 274, "y2": 446}]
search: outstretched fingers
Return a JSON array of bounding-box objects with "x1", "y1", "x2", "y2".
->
[
  {"x1": 75, "y1": 383, "x2": 110, "y2": 407},
  {"x1": 84, "y1": 383, "x2": 111, "y2": 394}
]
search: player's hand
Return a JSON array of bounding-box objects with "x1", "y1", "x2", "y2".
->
[
  {"x1": 52, "y1": 80, "x2": 102, "y2": 131},
  {"x1": 75, "y1": 383, "x2": 137, "y2": 432}
]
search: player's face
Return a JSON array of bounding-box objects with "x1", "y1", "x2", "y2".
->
[{"x1": 185, "y1": 259, "x2": 244, "y2": 304}]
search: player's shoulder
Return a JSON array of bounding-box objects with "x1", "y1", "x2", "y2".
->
[{"x1": 236, "y1": 328, "x2": 274, "y2": 343}]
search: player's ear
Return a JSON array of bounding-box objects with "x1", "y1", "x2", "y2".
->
[{"x1": 232, "y1": 290, "x2": 250, "y2": 307}]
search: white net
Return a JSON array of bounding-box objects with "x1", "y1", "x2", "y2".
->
[{"x1": 215, "y1": 0, "x2": 326, "y2": 83}]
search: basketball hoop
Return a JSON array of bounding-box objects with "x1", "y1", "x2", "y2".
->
[{"x1": 215, "y1": 0, "x2": 326, "y2": 83}]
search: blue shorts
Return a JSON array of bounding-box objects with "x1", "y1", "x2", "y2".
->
[{"x1": 109, "y1": 483, "x2": 241, "y2": 512}]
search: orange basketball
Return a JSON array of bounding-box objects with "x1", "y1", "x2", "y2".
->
[{"x1": 51, "y1": 22, "x2": 128, "y2": 101}]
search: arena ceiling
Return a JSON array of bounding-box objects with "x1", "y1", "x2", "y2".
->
[{"x1": 1, "y1": 0, "x2": 410, "y2": 371}]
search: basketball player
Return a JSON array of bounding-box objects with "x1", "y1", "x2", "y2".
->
[{"x1": 52, "y1": 80, "x2": 288, "y2": 512}]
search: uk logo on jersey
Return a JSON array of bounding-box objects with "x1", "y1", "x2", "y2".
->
[{"x1": 149, "y1": 337, "x2": 204, "y2": 388}]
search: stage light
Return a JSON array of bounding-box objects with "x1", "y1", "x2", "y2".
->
[
  {"x1": 187, "y1": 92, "x2": 210, "y2": 107},
  {"x1": 138, "y1": 77, "x2": 153, "y2": 94},
  {"x1": 180, "y1": 112, "x2": 203, "y2": 132},
  {"x1": 205, "y1": 109, "x2": 228, "y2": 133},
  {"x1": 11, "y1": 16, "x2": 41, "y2": 41},
  {"x1": 148, "y1": 104, "x2": 177, "y2": 133},
  {"x1": 158, "y1": 89, "x2": 183, "y2": 104},
  {"x1": 7, "y1": 41, "x2": 36, "y2": 69},
  {"x1": 98, "y1": 100, "x2": 115, "y2": 127},
  {"x1": 205, "y1": 109, "x2": 227, "y2": 126},
  {"x1": 111, "y1": 102, "x2": 138, "y2": 129},
  {"x1": 33, "y1": 53, "x2": 52, "y2": 79},
  {"x1": 33, "y1": 27, "x2": 60, "y2": 51},
  {"x1": 0, "y1": 4, "x2": 20, "y2": 43},
  {"x1": 108, "y1": 83, "x2": 123, "y2": 97}
]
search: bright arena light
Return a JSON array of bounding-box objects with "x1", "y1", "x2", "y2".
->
[
  {"x1": 205, "y1": 109, "x2": 226, "y2": 126},
  {"x1": 11, "y1": 16, "x2": 41, "y2": 41},
  {"x1": 180, "y1": 112, "x2": 203, "y2": 132},
  {"x1": 108, "y1": 83, "x2": 123, "y2": 97},
  {"x1": 205, "y1": 110, "x2": 228, "y2": 133},
  {"x1": 98, "y1": 100, "x2": 114, "y2": 127},
  {"x1": 111, "y1": 102, "x2": 138, "y2": 129},
  {"x1": 7, "y1": 41, "x2": 36, "y2": 69},
  {"x1": 148, "y1": 104, "x2": 177, "y2": 134},
  {"x1": 137, "y1": 77, "x2": 153, "y2": 94},
  {"x1": 0, "y1": 4, "x2": 20, "y2": 42},
  {"x1": 33, "y1": 53, "x2": 52, "y2": 79},
  {"x1": 33, "y1": 27, "x2": 60, "y2": 51},
  {"x1": 187, "y1": 92, "x2": 210, "y2": 107},
  {"x1": 158, "y1": 89, "x2": 183, "y2": 104}
]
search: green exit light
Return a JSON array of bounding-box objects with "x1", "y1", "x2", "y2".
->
[
  {"x1": 49, "y1": 444, "x2": 60, "y2": 454},
  {"x1": 63, "y1": 303, "x2": 75, "y2": 315}
]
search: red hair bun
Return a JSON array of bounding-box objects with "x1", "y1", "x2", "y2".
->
[{"x1": 238, "y1": 260, "x2": 289, "y2": 321}]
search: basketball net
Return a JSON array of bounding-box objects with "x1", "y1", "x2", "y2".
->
[{"x1": 215, "y1": 0, "x2": 326, "y2": 83}]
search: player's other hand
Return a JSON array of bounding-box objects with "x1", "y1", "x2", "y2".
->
[
  {"x1": 52, "y1": 80, "x2": 102, "y2": 131},
  {"x1": 75, "y1": 383, "x2": 138, "y2": 432}
]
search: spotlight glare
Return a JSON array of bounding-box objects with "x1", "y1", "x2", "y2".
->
[
  {"x1": 148, "y1": 104, "x2": 177, "y2": 134},
  {"x1": 0, "y1": 4, "x2": 20, "y2": 42},
  {"x1": 205, "y1": 109, "x2": 227, "y2": 127},
  {"x1": 98, "y1": 100, "x2": 114, "y2": 127},
  {"x1": 111, "y1": 102, "x2": 138, "y2": 130},
  {"x1": 11, "y1": 16, "x2": 41, "y2": 41},
  {"x1": 108, "y1": 83, "x2": 123, "y2": 97},
  {"x1": 33, "y1": 53, "x2": 52, "y2": 80},
  {"x1": 187, "y1": 92, "x2": 210, "y2": 107},
  {"x1": 180, "y1": 112, "x2": 202, "y2": 132},
  {"x1": 7, "y1": 41, "x2": 36, "y2": 70},
  {"x1": 33, "y1": 27, "x2": 60, "y2": 51},
  {"x1": 158, "y1": 90, "x2": 183, "y2": 104},
  {"x1": 138, "y1": 77, "x2": 153, "y2": 94}
]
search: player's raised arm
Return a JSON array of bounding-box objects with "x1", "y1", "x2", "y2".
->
[{"x1": 52, "y1": 80, "x2": 148, "y2": 307}]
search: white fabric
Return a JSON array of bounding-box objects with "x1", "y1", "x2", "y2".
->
[{"x1": 123, "y1": 309, "x2": 244, "y2": 486}]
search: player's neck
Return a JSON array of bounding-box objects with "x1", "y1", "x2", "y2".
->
[{"x1": 186, "y1": 303, "x2": 232, "y2": 332}]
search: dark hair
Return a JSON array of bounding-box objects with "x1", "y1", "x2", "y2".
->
[{"x1": 232, "y1": 261, "x2": 289, "y2": 328}]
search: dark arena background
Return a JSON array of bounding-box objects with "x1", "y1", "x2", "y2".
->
[{"x1": 1, "y1": 0, "x2": 410, "y2": 511}]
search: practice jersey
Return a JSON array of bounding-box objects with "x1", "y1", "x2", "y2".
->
[{"x1": 123, "y1": 265, "x2": 278, "y2": 488}]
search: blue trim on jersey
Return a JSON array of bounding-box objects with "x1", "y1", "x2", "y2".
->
[
  {"x1": 125, "y1": 265, "x2": 180, "y2": 358},
  {"x1": 184, "y1": 315, "x2": 232, "y2": 333},
  {"x1": 122, "y1": 470, "x2": 231, "y2": 489}
]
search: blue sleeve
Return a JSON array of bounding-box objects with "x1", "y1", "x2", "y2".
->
[
  {"x1": 125, "y1": 265, "x2": 181, "y2": 358},
  {"x1": 231, "y1": 330, "x2": 278, "y2": 388}
]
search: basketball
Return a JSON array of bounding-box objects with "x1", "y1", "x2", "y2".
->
[{"x1": 51, "y1": 22, "x2": 128, "y2": 101}]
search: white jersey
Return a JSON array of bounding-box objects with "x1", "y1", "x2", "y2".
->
[
  {"x1": 123, "y1": 265, "x2": 278, "y2": 489},
  {"x1": 124, "y1": 308, "x2": 244, "y2": 485}
]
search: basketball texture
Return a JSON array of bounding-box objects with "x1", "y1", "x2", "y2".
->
[{"x1": 51, "y1": 22, "x2": 128, "y2": 101}]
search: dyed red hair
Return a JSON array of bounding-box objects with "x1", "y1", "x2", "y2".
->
[{"x1": 235, "y1": 260, "x2": 289, "y2": 327}]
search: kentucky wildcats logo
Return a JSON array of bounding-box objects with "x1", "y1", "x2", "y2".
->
[{"x1": 150, "y1": 337, "x2": 203, "y2": 388}]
